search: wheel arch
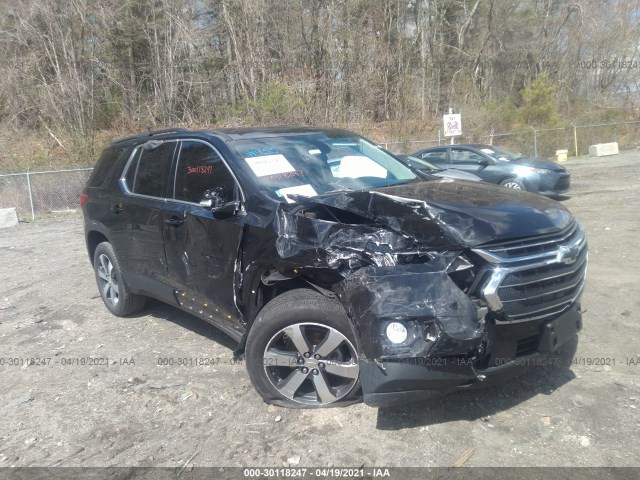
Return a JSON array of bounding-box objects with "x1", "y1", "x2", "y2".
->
[
  {"x1": 86, "y1": 229, "x2": 110, "y2": 263},
  {"x1": 236, "y1": 263, "x2": 355, "y2": 356},
  {"x1": 498, "y1": 174, "x2": 518, "y2": 184}
]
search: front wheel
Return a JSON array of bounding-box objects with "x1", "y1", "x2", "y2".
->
[
  {"x1": 500, "y1": 178, "x2": 526, "y2": 190},
  {"x1": 245, "y1": 289, "x2": 361, "y2": 407}
]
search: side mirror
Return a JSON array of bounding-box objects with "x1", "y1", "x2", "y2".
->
[
  {"x1": 199, "y1": 188, "x2": 240, "y2": 216},
  {"x1": 212, "y1": 200, "x2": 240, "y2": 215},
  {"x1": 199, "y1": 188, "x2": 225, "y2": 208},
  {"x1": 478, "y1": 158, "x2": 492, "y2": 166}
]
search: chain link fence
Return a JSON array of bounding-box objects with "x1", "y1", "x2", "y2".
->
[
  {"x1": 0, "y1": 168, "x2": 93, "y2": 221},
  {"x1": 481, "y1": 122, "x2": 640, "y2": 158},
  {"x1": 380, "y1": 120, "x2": 640, "y2": 158}
]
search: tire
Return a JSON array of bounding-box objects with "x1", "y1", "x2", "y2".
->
[
  {"x1": 500, "y1": 178, "x2": 526, "y2": 191},
  {"x1": 245, "y1": 289, "x2": 361, "y2": 408},
  {"x1": 93, "y1": 242, "x2": 146, "y2": 316}
]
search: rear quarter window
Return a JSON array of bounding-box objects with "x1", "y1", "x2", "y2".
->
[{"x1": 88, "y1": 147, "x2": 127, "y2": 188}]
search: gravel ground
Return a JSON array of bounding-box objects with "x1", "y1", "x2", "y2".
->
[{"x1": 0, "y1": 151, "x2": 639, "y2": 468}]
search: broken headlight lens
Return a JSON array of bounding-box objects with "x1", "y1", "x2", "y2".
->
[
  {"x1": 446, "y1": 254, "x2": 476, "y2": 293},
  {"x1": 446, "y1": 254, "x2": 473, "y2": 272},
  {"x1": 366, "y1": 250, "x2": 433, "y2": 267}
]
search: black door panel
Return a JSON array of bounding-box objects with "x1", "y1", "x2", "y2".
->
[
  {"x1": 109, "y1": 141, "x2": 178, "y2": 281},
  {"x1": 123, "y1": 197, "x2": 167, "y2": 279},
  {"x1": 163, "y1": 140, "x2": 245, "y2": 333},
  {"x1": 163, "y1": 204, "x2": 244, "y2": 327}
]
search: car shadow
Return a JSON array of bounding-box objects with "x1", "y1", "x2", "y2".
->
[
  {"x1": 128, "y1": 298, "x2": 239, "y2": 352},
  {"x1": 375, "y1": 337, "x2": 578, "y2": 430}
]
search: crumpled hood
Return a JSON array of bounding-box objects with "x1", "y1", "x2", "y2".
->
[{"x1": 296, "y1": 179, "x2": 574, "y2": 248}]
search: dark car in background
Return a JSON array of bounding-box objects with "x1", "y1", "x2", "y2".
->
[
  {"x1": 82, "y1": 127, "x2": 586, "y2": 408},
  {"x1": 395, "y1": 154, "x2": 483, "y2": 182},
  {"x1": 411, "y1": 144, "x2": 571, "y2": 196}
]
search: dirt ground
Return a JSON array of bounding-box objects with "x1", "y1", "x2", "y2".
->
[{"x1": 1, "y1": 151, "x2": 639, "y2": 469}]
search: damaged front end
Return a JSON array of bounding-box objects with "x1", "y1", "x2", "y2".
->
[
  {"x1": 270, "y1": 192, "x2": 489, "y2": 404},
  {"x1": 268, "y1": 189, "x2": 585, "y2": 407}
]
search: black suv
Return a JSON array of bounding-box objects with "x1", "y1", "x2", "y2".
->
[
  {"x1": 412, "y1": 144, "x2": 571, "y2": 196},
  {"x1": 82, "y1": 127, "x2": 587, "y2": 407}
]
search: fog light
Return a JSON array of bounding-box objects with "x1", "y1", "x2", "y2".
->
[{"x1": 386, "y1": 322, "x2": 408, "y2": 344}]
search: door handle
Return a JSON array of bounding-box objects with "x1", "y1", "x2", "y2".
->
[
  {"x1": 164, "y1": 217, "x2": 185, "y2": 226},
  {"x1": 110, "y1": 204, "x2": 124, "y2": 213}
]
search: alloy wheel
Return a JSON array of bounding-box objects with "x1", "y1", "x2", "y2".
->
[
  {"x1": 503, "y1": 181, "x2": 523, "y2": 190},
  {"x1": 96, "y1": 254, "x2": 120, "y2": 306},
  {"x1": 263, "y1": 322, "x2": 359, "y2": 406}
]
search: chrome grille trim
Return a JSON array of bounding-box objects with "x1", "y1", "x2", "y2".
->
[
  {"x1": 472, "y1": 221, "x2": 588, "y2": 324},
  {"x1": 506, "y1": 282, "x2": 585, "y2": 321},
  {"x1": 474, "y1": 227, "x2": 586, "y2": 265},
  {"x1": 481, "y1": 221, "x2": 579, "y2": 256},
  {"x1": 501, "y1": 253, "x2": 587, "y2": 288},
  {"x1": 501, "y1": 275, "x2": 584, "y2": 303}
]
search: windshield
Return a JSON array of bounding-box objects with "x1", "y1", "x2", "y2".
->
[
  {"x1": 480, "y1": 145, "x2": 522, "y2": 161},
  {"x1": 232, "y1": 133, "x2": 418, "y2": 202}
]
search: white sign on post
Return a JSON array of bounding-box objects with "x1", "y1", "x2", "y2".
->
[{"x1": 443, "y1": 113, "x2": 462, "y2": 137}]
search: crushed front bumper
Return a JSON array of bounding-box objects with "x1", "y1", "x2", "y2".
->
[{"x1": 360, "y1": 302, "x2": 582, "y2": 407}]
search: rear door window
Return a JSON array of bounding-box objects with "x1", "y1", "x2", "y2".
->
[
  {"x1": 450, "y1": 148, "x2": 485, "y2": 165},
  {"x1": 125, "y1": 141, "x2": 177, "y2": 198},
  {"x1": 419, "y1": 149, "x2": 447, "y2": 164}
]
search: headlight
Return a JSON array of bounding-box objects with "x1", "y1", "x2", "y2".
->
[{"x1": 514, "y1": 166, "x2": 548, "y2": 176}]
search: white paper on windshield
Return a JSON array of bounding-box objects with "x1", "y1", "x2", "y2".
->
[
  {"x1": 480, "y1": 148, "x2": 495, "y2": 154},
  {"x1": 245, "y1": 154, "x2": 295, "y2": 177},
  {"x1": 276, "y1": 184, "x2": 318, "y2": 203},
  {"x1": 334, "y1": 155, "x2": 388, "y2": 179}
]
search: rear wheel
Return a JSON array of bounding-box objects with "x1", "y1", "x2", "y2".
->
[
  {"x1": 93, "y1": 242, "x2": 145, "y2": 316},
  {"x1": 245, "y1": 289, "x2": 360, "y2": 407}
]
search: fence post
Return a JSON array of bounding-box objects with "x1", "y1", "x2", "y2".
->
[
  {"x1": 573, "y1": 125, "x2": 579, "y2": 157},
  {"x1": 437, "y1": 129, "x2": 441, "y2": 145},
  {"x1": 26, "y1": 168, "x2": 35, "y2": 221},
  {"x1": 489, "y1": 130, "x2": 494, "y2": 145},
  {"x1": 530, "y1": 126, "x2": 538, "y2": 157}
]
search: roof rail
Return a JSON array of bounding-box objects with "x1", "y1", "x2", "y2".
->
[{"x1": 112, "y1": 128, "x2": 191, "y2": 145}]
